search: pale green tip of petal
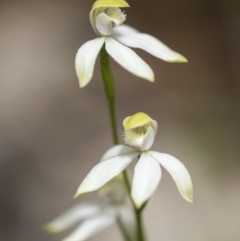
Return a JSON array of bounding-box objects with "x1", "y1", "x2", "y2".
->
[
  {"x1": 73, "y1": 189, "x2": 88, "y2": 198},
  {"x1": 145, "y1": 71, "x2": 154, "y2": 83},
  {"x1": 184, "y1": 196, "x2": 193, "y2": 203},
  {"x1": 177, "y1": 55, "x2": 188, "y2": 63},
  {"x1": 43, "y1": 224, "x2": 62, "y2": 234},
  {"x1": 76, "y1": 70, "x2": 90, "y2": 88},
  {"x1": 79, "y1": 81, "x2": 87, "y2": 88},
  {"x1": 135, "y1": 202, "x2": 143, "y2": 209},
  {"x1": 188, "y1": 195, "x2": 194, "y2": 203},
  {"x1": 168, "y1": 55, "x2": 188, "y2": 63},
  {"x1": 134, "y1": 199, "x2": 148, "y2": 210},
  {"x1": 183, "y1": 189, "x2": 193, "y2": 203},
  {"x1": 148, "y1": 75, "x2": 155, "y2": 82},
  {"x1": 73, "y1": 192, "x2": 82, "y2": 199}
]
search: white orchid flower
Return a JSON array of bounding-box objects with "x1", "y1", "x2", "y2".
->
[
  {"x1": 75, "y1": 112, "x2": 193, "y2": 208},
  {"x1": 76, "y1": 0, "x2": 188, "y2": 88},
  {"x1": 45, "y1": 175, "x2": 137, "y2": 241}
]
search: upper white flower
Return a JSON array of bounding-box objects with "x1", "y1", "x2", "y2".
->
[
  {"x1": 75, "y1": 112, "x2": 193, "y2": 208},
  {"x1": 45, "y1": 175, "x2": 137, "y2": 241},
  {"x1": 76, "y1": 0, "x2": 188, "y2": 88}
]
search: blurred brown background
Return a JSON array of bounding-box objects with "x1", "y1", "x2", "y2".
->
[{"x1": 0, "y1": 0, "x2": 240, "y2": 240}]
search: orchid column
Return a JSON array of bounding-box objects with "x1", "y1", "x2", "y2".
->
[{"x1": 74, "y1": 0, "x2": 190, "y2": 240}]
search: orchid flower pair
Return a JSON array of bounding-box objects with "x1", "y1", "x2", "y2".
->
[
  {"x1": 45, "y1": 175, "x2": 137, "y2": 241},
  {"x1": 75, "y1": 0, "x2": 187, "y2": 88},
  {"x1": 75, "y1": 112, "x2": 193, "y2": 208},
  {"x1": 46, "y1": 1, "x2": 193, "y2": 240}
]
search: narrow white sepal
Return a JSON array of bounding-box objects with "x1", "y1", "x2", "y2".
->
[
  {"x1": 75, "y1": 38, "x2": 105, "y2": 88},
  {"x1": 100, "y1": 145, "x2": 138, "y2": 162},
  {"x1": 113, "y1": 33, "x2": 188, "y2": 62},
  {"x1": 63, "y1": 214, "x2": 115, "y2": 241},
  {"x1": 75, "y1": 152, "x2": 139, "y2": 197},
  {"x1": 149, "y1": 151, "x2": 193, "y2": 202},
  {"x1": 131, "y1": 152, "x2": 162, "y2": 208},
  {"x1": 44, "y1": 202, "x2": 102, "y2": 233},
  {"x1": 105, "y1": 37, "x2": 154, "y2": 82},
  {"x1": 112, "y1": 24, "x2": 139, "y2": 35}
]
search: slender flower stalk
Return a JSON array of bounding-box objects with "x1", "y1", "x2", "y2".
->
[
  {"x1": 136, "y1": 208, "x2": 145, "y2": 241},
  {"x1": 100, "y1": 45, "x2": 118, "y2": 145},
  {"x1": 100, "y1": 43, "x2": 146, "y2": 241}
]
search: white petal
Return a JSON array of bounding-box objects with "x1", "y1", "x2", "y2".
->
[
  {"x1": 75, "y1": 38, "x2": 105, "y2": 88},
  {"x1": 63, "y1": 214, "x2": 115, "y2": 241},
  {"x1": 113, "y1": 33, "x2": 188, "y2": 62},
  {"x1": 131, "y1": 152, "x2": 161, "y2": 208},
  {"x1": 75, "y1": 152, "x2": 139, "y2": 197},
  {"x1": 105, "y1": 37, "x2": 154, "y2": 82},
  {"x1": 112, "y1": 24, "x2": 139, "y2": 35},
  {"x1": 138, "y1": 126, "x2": 155, "y2": 151},
  {"x1": 100, "y1": 145, "x2": 138, "y2": 162},
  {"x1": 44, "y1": 202, "x2": 102, "y2": 233},
  {"x1": 149, "y1": 151, "x2": 193, "y2": 202}
]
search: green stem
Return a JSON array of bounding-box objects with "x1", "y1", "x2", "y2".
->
[
  {"x1": 100, "y1": 44, "x2": 146, "y2": 241},
  {"x1": 136, "y1": 206, "x2": 146, "y2": 241},
  {"x1": 100, "y1": 45, "x2": 118, "y2": 145}
]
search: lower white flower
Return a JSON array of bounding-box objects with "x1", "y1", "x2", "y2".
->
[
  {"x1": 75, "y1": 112, "x2": 193, "y2": 208},
  {"x1": 45, "y1": 175, "x2": 137, "y2": 241},
  {"x1": 76, "y1": 0, "x2": 188, "y2": 88}
]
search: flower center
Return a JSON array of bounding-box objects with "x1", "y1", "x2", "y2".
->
[
  {"x1": 106, "y1": 7, "x2": 126, "y2": 27},
  {"x1": 133, "y1": 125, "x2": 149, "y2": 135},
  {"x1": 95, "y1": 7, "x2": 126, "y2": 36},
  {"x1": 123, "y1": 112, "x2": 158, "y2": 151},
  {"x1": 124, "y1": 124, "x2": 148, "y2": 148}
]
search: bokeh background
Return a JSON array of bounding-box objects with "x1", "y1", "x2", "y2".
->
[{"x1": 0, "y1": 0, "x2": 240, "y2": 240}]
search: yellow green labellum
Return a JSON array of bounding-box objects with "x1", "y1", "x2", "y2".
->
[
  {"x1": 123, "y1": 112, "x2": 153, "y2": 130},
  {"x1": 90, "y1": 0, "x2": 130, "y2": 36}
]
